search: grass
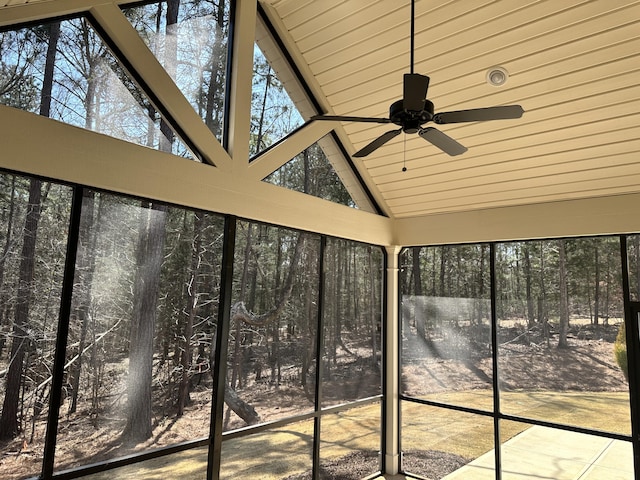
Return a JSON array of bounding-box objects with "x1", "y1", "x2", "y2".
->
[
  {"x1": 403, "y1": 390, "x2": 631, "y2": 462},
  {"x1": 82, "y1": 391, "x2": 631, "y2": 479},
  {"x1": 83, "y1": 403, "x2": 382, "y2": 480},
  {"x1": 219, "y1": 405, "x2": 382, "y2": 478}
]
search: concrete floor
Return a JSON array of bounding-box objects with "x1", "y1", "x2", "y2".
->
[
  {"x1": 375, "y1": 425, "x2": 634, "y2": 480},
  {"x1": 444, "y1": 425, "x2": 634, "y2": 479}
]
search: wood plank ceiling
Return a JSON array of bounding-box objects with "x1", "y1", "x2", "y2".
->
[
  {"x1": 261, "y1": 0, "x2": 640, "y2": 219},
  {"x1": 0, "y1": 0, "x2": 47, "y2": 7}
]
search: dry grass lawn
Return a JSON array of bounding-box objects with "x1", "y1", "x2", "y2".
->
[{"x1": 402, "y1": 390, "x2": 631, "y2": 479}]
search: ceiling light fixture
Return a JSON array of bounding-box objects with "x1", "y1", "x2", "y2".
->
[{"x1": 487, "y1": 66, "x2": 508, "y2": 87}]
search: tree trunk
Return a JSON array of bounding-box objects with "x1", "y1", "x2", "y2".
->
[
  {"x1": 439, "y1": 246, "x2": 446, "y2": 297},
  {"x1": 0, "y1": 179, "x2": 42, "y2": 440},
  {"x1": 231, "y1": 223, "x2": 254, "y2": 391},
  {"x1": 68, "y1": 190, "x2": 97, "y2": 414},
  {"x1": 224, "y1": 221, "x2": 253, "y2": 428},
  {"x1": 122, "y1": 0, "x2": 176, "y2": 439},
  {"x1": 475, "y1": 246, "x2": 485, "y2": 323},
  {"x1": 368, "y1": 247, "x2": 378, "y2": 364},
  {"x1": 0, "y1": 176, "x2": 16, "y2": 295},
  {"x1": 177, "y1": 211, "x2": 203, "y2": 416},
  {"x1": 604, "y1": 249, "x2": 612, "y2": 325},
  {"x1": 558, "y1": 240, "x2": 570, "y2": 349},
  {"x1": 254, "y1": 66, "x2": 272, "y2": 153},
  {"x1": 412, "y1": 247, "x2": 426, "y2": 339},
  {"x1": 524, "y1": 245, "x2": 535, "y2": 327},
  {"x1": 411, "y1": 247, "x2": 422, "y2": 295},
  {"x1": 539, "y1": 241, "x2": 549, "y2": 346},
  {"x1": 0, "y1": 176, "x2": 17, "y2": 359},
  {"x1": 203, "y1": 0, "x2": 227, "y2": 136},
  {"x1": 301, "y1": 260, "x2": 314, "y2": 394},
  {"x1": 122, "y1": 202, "x2": 167, "y2": 444},
  {"x1": 592, "y1": 243, "x2": 600, "y2": 325},
  {"x1": 224, "y1": 386, "x2": 261, "y2": 425},
  {"x1": 271, "y1": 230, "x2": 284, "y2": 386}
]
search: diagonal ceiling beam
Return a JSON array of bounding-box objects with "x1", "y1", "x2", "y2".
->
[
  {"x1": 0, "y1": 104, "x2": 393, "y2": 245},
  {"x1": 226, "y1": 0, "x2": 257, "y2": 165},
  {"x1": 247, "y1": 120, "x2": 335, "y2": 181}
]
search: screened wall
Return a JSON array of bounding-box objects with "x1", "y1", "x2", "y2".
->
[
  {"x1": 0, "y1": 170, "x2": 384, "y2": 480},
  {"x1": 2, "y1": 1, "x2": 640, "y2": 480},
  {"x1": 400, "y1": 238, "x2": 640, "y2": 479}
]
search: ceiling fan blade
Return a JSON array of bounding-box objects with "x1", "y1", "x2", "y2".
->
[
  {"x1": 419, "y1": 127, "x2": 468, "y2": 156},
  {"x1": 353, "y1": 128, "x2": 403, "y2": 157},
  {"x1": 403, "y1": 73, "x2": 429, "y2": 112},
  {"x1": 311, "y1": 115, "x2": 391, "y2": 124},
  {"x1": 433, "y1": 105, "x2": 524, "y2": 124}
]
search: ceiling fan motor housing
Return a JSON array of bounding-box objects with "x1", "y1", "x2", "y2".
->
[{"x1": 390, "y1": 98, "x2": 434, "y2": 133}]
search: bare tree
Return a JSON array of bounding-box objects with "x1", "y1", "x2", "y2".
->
[
  {"x1": 122, "y1": 0, "x2": 177, "y2": 443},
  {"x1": 177, "y1": 211, "x2": 203, "y2": 416},
  {"x1": 68, "y1": 190, "x2": 97, "y2": 414},
  {"x1": 558, "y1": 240, "x2": 570, "y2": 348}
]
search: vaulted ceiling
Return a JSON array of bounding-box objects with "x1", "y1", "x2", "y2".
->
[
  {"x1": 1, "y1": 0, "x2": 640, "y2": 229},
  {"x1": 260, "y1": 0, "x2": 640, "y2": 219}
]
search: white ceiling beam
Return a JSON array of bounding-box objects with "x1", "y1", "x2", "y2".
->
[
  {"x1": 394, "y1": 193, "x2": 640, "y2": 246},
  {"x1": 247, "y1": 120, "x2": 334, "y2": 180},
  {"x1": 226, "y1": 0, "x2": 257, "y2": 165},
  {"x1": 0, "y1": 0, "x2": 116, "y2": 26},
  {"x1": 0, "y1": 104, "x2": 392, "y2": 245}
]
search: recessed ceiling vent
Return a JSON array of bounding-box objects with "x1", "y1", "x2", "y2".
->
[{"x1": 487, "y1": 66, "x2": 509, "y2": 87}]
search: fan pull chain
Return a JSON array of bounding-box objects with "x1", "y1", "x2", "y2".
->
[{"x1": 402, "y1": 133, "x2": 408, "y2": 172}]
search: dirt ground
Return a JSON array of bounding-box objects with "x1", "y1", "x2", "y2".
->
[
  {"x1": 284, "y1": 450, "x2": 468, "y2": 480},
  {"x1": 402, "y1": 321, "x2": 627, "y2": 396}
]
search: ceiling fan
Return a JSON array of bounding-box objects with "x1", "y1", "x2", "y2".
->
[{"x1": 310, "y1": 0, "x2": 524, "y2": 158}]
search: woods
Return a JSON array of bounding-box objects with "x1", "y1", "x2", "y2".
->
[
  {"x1": 400, "y1": 239, "x2": 635, "y2": 480},
  {"x1": 402, "y1": 238, "x2": 625, "y2": 351},
  {"x1": 0, "y1": 179, "x2": 382, "y2": 471},
  {"x1": 400, "y1": 238, "x2": 631, "y2": 423}
]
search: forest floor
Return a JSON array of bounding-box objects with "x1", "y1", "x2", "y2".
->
[
  {"x1": 403, "y1": 318, "x2": 627, "y2": 396},
  {"x1": 0, "y1": 319, "x2": 630, "y2": 480}
]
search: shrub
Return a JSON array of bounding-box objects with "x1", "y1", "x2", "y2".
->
[{"x1": 614, "y1": 322, "x2": 628, "y2": 381}]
